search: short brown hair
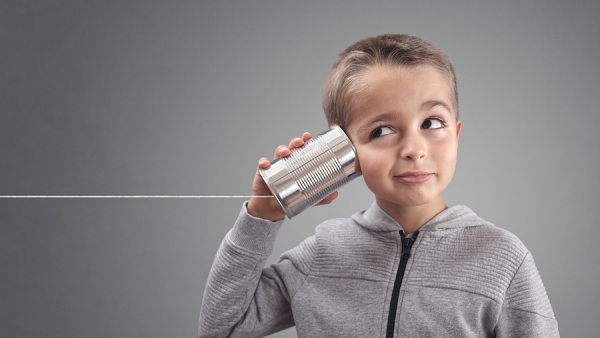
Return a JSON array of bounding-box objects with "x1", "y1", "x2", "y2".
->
[{"x1": 322, "y1": 34, "x2": 458, "y2": 128}]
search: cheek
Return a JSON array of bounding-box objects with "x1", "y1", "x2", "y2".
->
[
  {"x1": 431, "y1": 138, "x2": 458, "y2": 174},
  {"x1": 356, "y1": 147, "x2": 391, "y2": 177}
]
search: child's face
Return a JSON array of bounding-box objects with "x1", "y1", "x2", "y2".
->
[{"x1": 345, "y1": 65, "x2": 462, "y2": 213}]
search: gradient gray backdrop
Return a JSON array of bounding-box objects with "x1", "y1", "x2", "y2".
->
[{"x1": 1, "y1": 1, "x2": 598, "y2": 337}]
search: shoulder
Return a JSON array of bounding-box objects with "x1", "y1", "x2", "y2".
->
[
  {"x1": 315, "y1": 216, "x2": 363, "y2": 235},
  {"x1": 447, "y1": 218, "x2": 531, "y2": 277},
  {"x1": 468, "y1": 223, "x2": 528, "y2": 256},
  {"x1": 281, "y1": 216, "x2": 363, "y2": 262},
  {"x1": 312, "y1": 216, "x2": 370, "y2": 251},
  {"x1": 313, "y1": 216, "x2": 387, "y2": 246},
  {"x1": 474, "y1": 219, "x2": 556, "y2": 319},
  {"x1": 306, "y1": 216, "x2": 396, "y2": 281},
  {"x1": 441, "y1": 205, "x2": 530, "y2": 262},
  {"x1": 458, "y1": 221, "x2": 532, "y2": 290},
  {"x1": 414, "y1": 219, "x2": 532, "y2": 303},
  {"x1": 278, "y1": 235, "x2": 317, "y2": 275},
  {"x1": 277, "y1": 216, "x2": 367, "y2": 275},
  {"x1": 425, "y1": 205, "x2": 530, "y2": 264}
]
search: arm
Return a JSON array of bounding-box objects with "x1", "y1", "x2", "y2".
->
[
  {"x1": 495, "y1": 252, "x2": 560, "y2": 337},
  {"x1": 199, "y1": 132, "x2": 334, "y2": 337},
  {"x1": 198, "y1": 203, "x2": 316, "y2": 337}
]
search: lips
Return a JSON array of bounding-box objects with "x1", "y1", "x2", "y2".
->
[{"x1": 394, "y1": 171, "x2": 433, "y2": 184}]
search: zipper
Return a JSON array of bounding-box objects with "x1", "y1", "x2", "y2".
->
[{"x1": 385, "y1": 230, "x2": 419, "y2": 338}]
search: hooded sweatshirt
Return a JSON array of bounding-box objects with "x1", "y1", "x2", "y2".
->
[{"x1": 198, "y1": 202, "x2": 559, "y2": 337}]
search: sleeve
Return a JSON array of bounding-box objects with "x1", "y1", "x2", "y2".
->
[
  {"x1": 198, "y1": 203, "x2": 316, "y2": 338},
  {"x1": 495, "y1": 251, "x2": 560, "y2": 337}
]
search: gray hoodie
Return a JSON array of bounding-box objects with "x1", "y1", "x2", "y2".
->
[{"x1": 199, "y1": 202, "x2": 559, "y2": 337}]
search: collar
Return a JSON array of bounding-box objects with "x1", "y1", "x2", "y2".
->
[{"x1": 351, "y1": 201, "x2": 493, "y2": 233}]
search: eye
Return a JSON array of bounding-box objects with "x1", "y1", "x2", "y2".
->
[
  {"x1": 421, "y1": 118, "x2": 445, "y2": 130},
  {"x1": 370, "y1": 126, "x2": 394, "y2": 139}
]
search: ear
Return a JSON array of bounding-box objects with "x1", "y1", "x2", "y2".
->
[{"x1": 455, "y1": 120, "x2": 462, "y2": 139}]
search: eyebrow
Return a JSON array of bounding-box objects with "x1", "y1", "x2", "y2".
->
[
  {"x1": 422, "y1": 100, "x2": 452, "y2": 114},
  {"x1": 356, "y1": 112, "x2": 398, "y2": 136}
]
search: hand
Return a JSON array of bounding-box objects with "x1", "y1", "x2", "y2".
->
[{"x1": 247, "y1": 132, "x2": 338, "y2": 221}]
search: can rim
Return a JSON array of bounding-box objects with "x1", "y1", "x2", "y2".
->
[{"x1": 258, "y1": 168, "x2": 295, "y2": 219}]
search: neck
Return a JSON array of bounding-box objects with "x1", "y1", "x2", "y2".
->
[{"x1": 375, "y1": 196, "x2": 447, "y2": 234}]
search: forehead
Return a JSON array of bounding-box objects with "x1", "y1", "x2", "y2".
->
[{"x1": 346, "y1": 65, "x2": 455, "y2": 126}]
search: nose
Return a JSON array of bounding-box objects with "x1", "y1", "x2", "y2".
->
[{"x1": 398, "y1": 131, "x2": 426, "y2": 161}]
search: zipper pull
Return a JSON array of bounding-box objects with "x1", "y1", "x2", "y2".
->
[{"x1": 399, "y1": 230, "x2": 419, "y2": 258}]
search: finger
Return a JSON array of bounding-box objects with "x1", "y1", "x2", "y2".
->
[
  {"x1": 273, "y1": 145, "x2": 290, "y2": 159},
  {"x1": 257, "y1": 157, "x2": 271, "y2": 170},
  {"x1": 288, "y1": 137, "x2": 305, "y2": 150},
  {"x1": 315, "y1": 191, "x2": 338, "y2": 206},
  {"x1": 288, "y1": 132, "x2": 312, "y2": 152},
  {"x1": 301, "y1": 132, "x2": 312, "y2": 142}
]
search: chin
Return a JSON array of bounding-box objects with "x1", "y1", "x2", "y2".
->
[{"x1": 378, "y1": 195, "x2": 438, "y2": 208}]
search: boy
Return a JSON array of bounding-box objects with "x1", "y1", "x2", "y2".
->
[{"x1": 198, "y1": 34, "x2": 559, "y2": 337}]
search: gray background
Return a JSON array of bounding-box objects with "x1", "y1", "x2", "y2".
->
[{"x1": 1, "y1": 0, "x2": 598, "y2": 337}]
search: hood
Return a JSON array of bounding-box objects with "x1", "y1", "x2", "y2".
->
[{"x1": 351, "y1": 201, "x2": 494, "y2": 233}]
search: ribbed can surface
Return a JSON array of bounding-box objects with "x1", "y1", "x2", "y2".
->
[{"x1": 259, "y1": 125, "x2": 360, "y2": 218}]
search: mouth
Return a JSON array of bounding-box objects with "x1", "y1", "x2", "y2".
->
[{"x1": 394, "y1": 171, "x2": 433, "y2": 184}]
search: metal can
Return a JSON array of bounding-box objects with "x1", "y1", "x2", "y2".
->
[{"x1": 259, "y1": 125, "x2": 360, "y2": 218}]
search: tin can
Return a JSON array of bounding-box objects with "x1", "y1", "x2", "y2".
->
[{"x1": 259, "y1": 125, "x2": 360, "y2": 218}]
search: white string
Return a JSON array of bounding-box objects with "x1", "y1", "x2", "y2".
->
[{"x1": 0, "y1": 195, "x2": 274, "y2": 199}]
